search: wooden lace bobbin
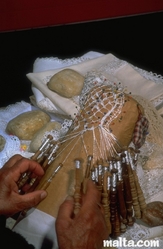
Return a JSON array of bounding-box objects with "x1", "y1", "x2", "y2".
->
[
  {"x1": 107, "y1": 171, "x2": 111, "y2": 216},
  {"x1": 117, "y1": 181, "x2": 127, "y2": 233},
  {"x1": 31, "y1": 134, "x2": 53, "y2": 161},
  {"x1": 115, "y1": 160, "x2": 127, "y2": 233},
  {"x1": 125, "y1": 150, "x2": 141, "y2": 219},
  {"x1": 22, "y1": 163, "x2": 63, "y2": 216},
  {"x1": 121, "y1": 153, "x2": 134, "y2": 226},
  {"x1": 110, "y1": 168, "x2": 117, "y2": 227},
  {"x1": 27, "y1": 152, "x2": 57, "y2": 192},
  {"x1": 36, "y1": 140, "x2": 57, "y2": 165},
  {"x1": 101, "y1": 165, "x2": 112, "y2": 235},
  {"x1": 113, "y1": 209, "x2": 122, "y2": 239},
  {"x1": 128, "y1": 147, "x2": 140, "y2": 166},
  {"x1": 17, "y1": 135, "x2": 53, "y2": 191},
  {"x1": 90, "y1": 168, "x2": 96, "y2": 184},
  {"x1": 28, "y1": 142, "x2": 60, "y2": 191},
  {"x1": 85, "y1": 155, "x2": 93, "y2": 178},
  {"x1": 110, "y1": 168, "x2": 121, "y2": 238},
  {"x1": 41, "y1": 142, "x2": 59, "y2": 171},
  {"x1": 38, "y1": 163, "x2": 63, "y2": 191},
  {"x1": 17, "y1": 171, "x2": 32, "y2": 191},
  {"x1": 92, "y1": 163, "x2": 101, "y2": 192},
  {"x1": 132, "y1": 168, "x2": 146, "y2": 214},
  {"x1": 35, "y1": 144, "x2": 50, "y2": 164},
  {"x1": 108, "y1": 159, "x2": 114, "y2": 172},
  {"x1": 74, "y1": 159, "x2": 82, "y2": 216},
  {"x1": 97, "y1": 159, "x2": 103, "y2": 193},
  {"x1": 82, "y1": 155, "x2": 93, "y2": 193},
  {"x1": 128, "y1": 148, "x2": 146, "y2": 215}
]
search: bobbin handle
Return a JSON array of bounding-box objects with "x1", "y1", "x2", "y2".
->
[
  {"x1": 74, "y1": 160, "x2": 82, "y2": 216},
  {"x1": 117, "y1": 180, "x2": 127, "y2": 224},
  {"x1": 127, "y1": 163, "x2": 141, "y2": 218},
  {"x1": 101, "y1": 170, "x2": 111, "y2": 235},
  {"x1": 122, "y1": 173, "x2": 134, "y2": 226},
  {"x1": 132, "y1": 170, "x2": 146, "y2": 214}
]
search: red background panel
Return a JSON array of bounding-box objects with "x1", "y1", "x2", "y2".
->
[{"x1": 1, "y1": 0, "x2": 163, "y2": 32}]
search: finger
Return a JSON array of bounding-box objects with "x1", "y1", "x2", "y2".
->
[
  {"x1": 57, "y1": 196, "x2": 74, "y2": 221},
  {"x1": 83, "y1": 180, "x2": 101, "y2": 207},
  {"x1": 2, "y1": 154, "x2": 23, "y2": 169},
  {"x1": 9, "y1": 158, "x2": 45, "y2": 182},
  {"x1": 16, "y1": 190, "x2": 47, "y2": 210}
]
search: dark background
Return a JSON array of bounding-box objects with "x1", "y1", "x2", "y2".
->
[{"x1": 0, "y1": 11, "x2": 163, "y2": 107}]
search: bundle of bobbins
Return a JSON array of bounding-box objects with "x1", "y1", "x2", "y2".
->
[
  {"x1": 17, "y1": 134, "x2": 63, "y2": 194},
  {"x1": 73, "y1": 148, "x2": 146, "y2": 239},
  {"x1": 17, "y1": 135, "x2": 146, "y2": 237}
]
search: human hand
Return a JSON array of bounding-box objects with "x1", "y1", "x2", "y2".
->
[
  {"x1": 56, "y1": 180, "x2": 109, "y2": 249},
  {"x1": 0, "y1": 155, "x2": 47, "y2": 216}
]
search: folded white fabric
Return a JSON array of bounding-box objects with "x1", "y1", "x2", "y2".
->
[
  {"x1": 33, "y1": 51, "x2": 104, "y2": 73},
  {"x1": 27, "y1": 52, "x2": 163, "y2": 119}
]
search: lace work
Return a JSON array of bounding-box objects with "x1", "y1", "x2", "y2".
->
[
  {"x1": 117, "y1": 223, "x2": 163, "y2": 249},
  {"x1": 0, "y1": 131, "x2": 20, "y2": 168},
  {"x1": 98, "y1": 56, "x2": 127, "y2": 75},
  {"x1": 43, "y1": 119, "x2": 73, "y2": 142},
  {"x1": 134, "y1": 66, "x2": 163, "y2": 84},
  {"x1": 33, "y1": 51, "x2": 103, "y2": 72},
  {"x1": 0, "y1": 130, "x2": 33, "y2": 168},
  {"x1": 79, "y1": 70, "x2": 124, "y2": 109},
  {"x1": 41, "y1": 72, "x2": 128, "y2": 166},
  {"x1": 33, "y1": 56, "x2": 90, "y2": 73}
]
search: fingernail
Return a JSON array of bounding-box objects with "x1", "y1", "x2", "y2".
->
[{"x1": 41, "y1": 191, "x2": 47, "y2": 200}]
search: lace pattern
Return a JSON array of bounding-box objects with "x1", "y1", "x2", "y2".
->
[
  {"x1": 117, "y1": 223, "x2": 163, "y2": 249},
  {"x1": 43, "y1": 119, "x2": 73, "y2": 142},
  {"x1": 0, "y1": 130, "x2": 33, "y2": 168},
  {"x1": 33, "y1": 56, "x2": 90, "y2": 73},
  {"x1": 33, "y1": 51, "x2": 103, "y2": 73}
]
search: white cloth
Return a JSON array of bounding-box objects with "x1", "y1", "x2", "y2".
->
[
  {"x1": 27, "y1": 52, "x2": 163, "y2": 119},
  {"x1": 13, "y1": 209, "x2": 58, "y2": 249}
]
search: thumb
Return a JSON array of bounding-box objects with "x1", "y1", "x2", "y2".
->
[
  {"x1": 19, "y1": 190, "x2": 47, "y2": 209},
  {"x1": 57, "y1": 196, "x2": 74, "y2": 220}
]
